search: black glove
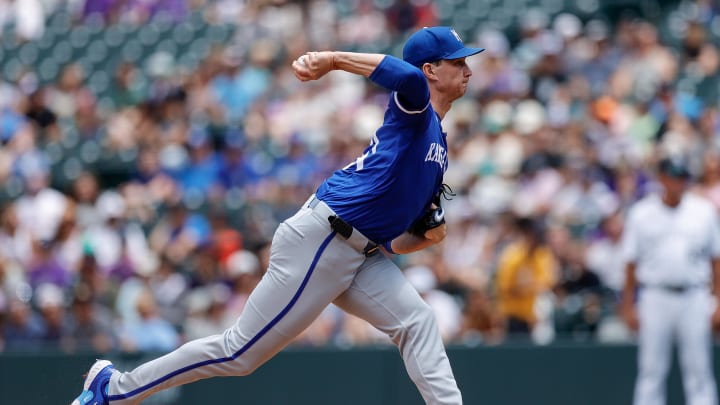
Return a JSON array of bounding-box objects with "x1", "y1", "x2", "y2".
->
[{"x1": 408, "y1": 206, "x2": 445, "y2": 237}]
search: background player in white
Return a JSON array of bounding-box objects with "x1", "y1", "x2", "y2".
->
[
  {"x1": 70, "y1": 26, "x2": 483, "y2": 405},
  {"x1": 620, "y1": 156, "x2": 720, "y2": 405}
]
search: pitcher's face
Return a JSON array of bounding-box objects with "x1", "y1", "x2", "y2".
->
[{"x1": 433, "y1": 57, "x2": 472, "y2": 101}]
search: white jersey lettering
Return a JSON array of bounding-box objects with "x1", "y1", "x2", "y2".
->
[
  {"x1": 424, "y1": 142, "x2": 447, "y2": 170},
  {"x1": 345, "y1": 134, "x2": 380, "y2": 171}
]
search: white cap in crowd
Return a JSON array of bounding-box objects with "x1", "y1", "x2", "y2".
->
[{"x1": 226, "y1": 250, "x2": 260, "y2": 278}]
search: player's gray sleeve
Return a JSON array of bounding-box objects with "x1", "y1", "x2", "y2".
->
[{"x1": 621, "y1": 208, "x2": 639, "y2": 264}]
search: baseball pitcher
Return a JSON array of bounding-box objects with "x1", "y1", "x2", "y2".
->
[{"x1": 71, "y1": 26, "x2": 483, "y2": 405}]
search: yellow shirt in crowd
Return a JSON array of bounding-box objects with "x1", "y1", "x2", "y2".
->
[{"x1": 495, "y1": 242, "x2": 557, "y2": 325}]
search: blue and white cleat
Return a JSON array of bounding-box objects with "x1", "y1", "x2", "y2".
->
[{"x1": 70, "y1": 359, "x2": 114, "y2": 405}]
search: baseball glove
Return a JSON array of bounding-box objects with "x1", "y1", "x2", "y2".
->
[{"x1": 408, "y1": 206, "x2": 445, "y2": 237}]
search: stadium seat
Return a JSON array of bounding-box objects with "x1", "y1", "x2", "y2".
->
[
  {"x1": 104, "y1": 25, "x2": 127, "y2": 49},
  {"x1": 87, "y1": 39, "x2": 109, "y2": 64},
  {"x1": 87, "y1": 70, "x2": 110, "y2": 95},
  {"x1": 139, "y1": 25, "x2": 161, "y2": 47},
  {"x1": 19, "y1": 42, "x2": 39, "y2": 66}
]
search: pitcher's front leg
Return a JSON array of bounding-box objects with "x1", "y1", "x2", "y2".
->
[{"x1": 334, "y1": 253, "x2": 462, "y2": 405}]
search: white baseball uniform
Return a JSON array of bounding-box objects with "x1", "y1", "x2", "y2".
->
[{"x1": 623, "y1": 192, "x2": 719, "y2": 405}]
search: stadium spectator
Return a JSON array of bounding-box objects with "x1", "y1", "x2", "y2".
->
[
  {"x1": 553, "y1": 239, "x2": 605, "y2": 339},
  {"x1": 495, "y1": 216, "x2": 557, "y2": 337},
  {"x1": 149, "y1": 254, "x2": 188, "y2": 328},
  {"x1": 65, "y1": 286, "x2": 118, "y2": 353},
  {"x1": 119, "y1": 288, "x2": 180, "y2": 352},
  {"x1": 0, "y1": 202, "x2": 32, "y2": 268},
  {"x1": 695, "y1": 149, "x2": 720, "y2": 211},
  {"x1": 459, "y1": 288, "x2": 505, "y2": 345},
  {"x1": 4, "y1": 296, "x2": 45, "y2": 350},
  {"x1": 149, "y1": 200, "x2": 211, "y2": 265},
  {"x1": 35, "y1": 282, "x2": 70, "y2": 348},
  {"x1": 585, "y1": 211, "x2": 626, "y2": 294},
  {"x1": 71, "y1": 172, "x2": 103, "y2": 228},
  {"x1": 24, "y1": 88, "x2": 59, "y2": 141}
]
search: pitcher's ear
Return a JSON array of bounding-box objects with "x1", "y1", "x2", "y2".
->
[{"x1": 422, "y1": 62, "x2": 435, "y2": 76}]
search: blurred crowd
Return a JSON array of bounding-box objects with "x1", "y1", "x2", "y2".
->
[{"x1": 1, "y1": 0, "x2": 718, "y2": 353}]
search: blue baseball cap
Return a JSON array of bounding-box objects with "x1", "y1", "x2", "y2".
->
[{"x1": 403, "y1": 26, "x2": 485, "y2": 67}]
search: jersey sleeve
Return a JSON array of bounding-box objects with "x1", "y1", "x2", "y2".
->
[{"x1": 369, "y1": 55, "x2": 430, "y2": 114}]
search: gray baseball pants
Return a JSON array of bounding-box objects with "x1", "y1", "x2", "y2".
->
[{"x1": 107, "y1": 197, "x2": 463, "y2": 404}]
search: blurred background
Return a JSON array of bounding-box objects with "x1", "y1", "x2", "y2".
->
[{"x1": 0, "y1": 0, "x2": 717, "y2": 403}]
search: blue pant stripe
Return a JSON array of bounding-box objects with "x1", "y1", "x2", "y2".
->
[{"x1": 108, "y1": 231, "x2": 337, "y2": 402}]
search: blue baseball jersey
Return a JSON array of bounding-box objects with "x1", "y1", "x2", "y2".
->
[{"x1": 316, "y1": 88, "x2": 447, "y2": 244}]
